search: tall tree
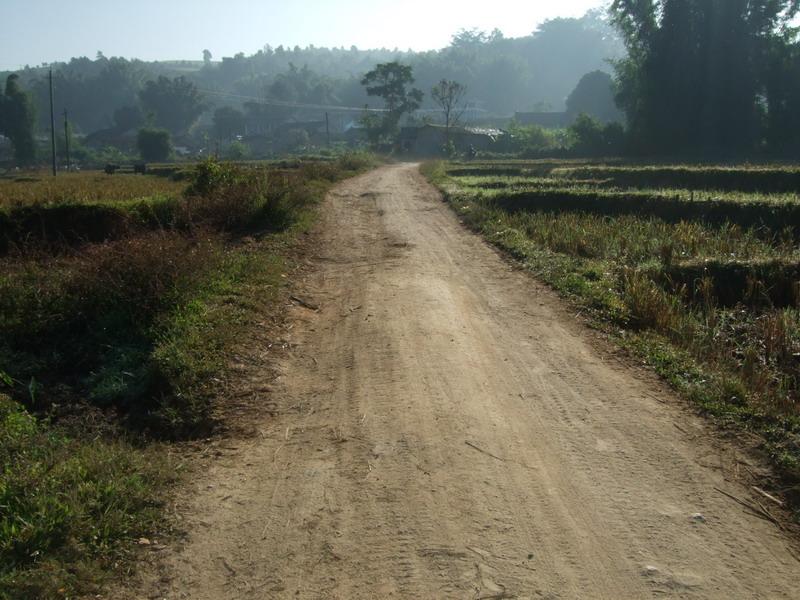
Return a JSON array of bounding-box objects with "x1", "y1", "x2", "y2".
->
[
  {"x1": 764, "y1": 37, "x2": 800, "y2": 152},
  {"x1": 610, "y1": 0, "x2": 800, "y2": 153},
  {"x1": 139, "y1": 76, "x2": 205, "y2": 134},
  {"x1": 431, "y1": 79, "x2": 467, "y2": 142},
  {"x1": 137, "y1": 127, "x2": 172, "y2": 162},
  {"x1": 32, "y1": 58, "x2": 144, "y2": 134},
  {"x1": 566, "y1": 71, "x2": 623, "y2": 124},
  {"x1": 0, "y1": 75, "x2": 37, "y2": 165},
  {"x1": 361, "y1": 62, "x2": 423, "y2": 141}
]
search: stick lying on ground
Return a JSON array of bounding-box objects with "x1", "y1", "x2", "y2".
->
[
  {"x1": 751, "y1": 486, "x2": 784, "y2": 507},
  {"x1": 465, "y1": 441, "x2": 507, "y2": 463},
  {"x1": 290, "y1": 296, "x2": 320, "y2": 311},
  {"x1": 714, "y1": 487, "x2": 782, "y2": 529}
]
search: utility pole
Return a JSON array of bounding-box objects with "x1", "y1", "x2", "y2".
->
[
  {"x1": 63, "y1": 109, "x2": 71, "y2": 172},
  {"x1": 325, "y1": 112, "x2": 331, "y2": 148},
  {"x1": 49, "y1": 69, "x2": 57, "y2": 176}
]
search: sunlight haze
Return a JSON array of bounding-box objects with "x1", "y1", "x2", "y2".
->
[{"x1": 1, "y1": 0, "x2": 606, "y2": 69}]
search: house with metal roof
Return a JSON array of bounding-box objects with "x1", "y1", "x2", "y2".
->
[{"x1": 398, "y1": 124, "x2": 506, "y2": 156}]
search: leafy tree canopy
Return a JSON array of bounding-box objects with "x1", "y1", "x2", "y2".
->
[
  {"x1": 566, "y1": 71, "x2": 623, "y2": 124},
  {"x1": 569, "y1": 113, "x2": 626, "y2": 156},
  {"x1": 137, "y1": 127, "x2": 172, "y2": 162},
  {"x1": 361, "y1": 62, "x2": 423, "y2": 143},
  {"x1": 139, "y1": 76, "x2": 205, "y2": 134},
  {"x1": 0, "y1": 75, "x2": 36, "y2": 164},
  {"x1": 361, "y1": 62, "x2": 423, "y2": 116},
  {"x1": 113, "y1": 105, "x2": 144, "y2": 132},
  {"x1": 610, "y1": 0, "x2": 800, "y2": 153}
]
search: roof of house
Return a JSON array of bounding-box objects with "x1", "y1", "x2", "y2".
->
[
  {"x1": 275, "y1": 120, "x2": 326, "y2": 133},
  {"x1": 513, "y1": 112, "x2": 569, "y2": 127},
  {"x1": 402, "y1": 124, "x2": 506, "y2": 138}
]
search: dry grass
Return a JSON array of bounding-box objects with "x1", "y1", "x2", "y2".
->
[
  {"x1": 552, "y1": 164, "x2": 800, "y2": 193},
  {"x1": 0, "y1": 153, "x2": 378, "y2": 598},
  {"x1": 0, "y1": 172, "x2": 185, "y2": 210},
  {"x1": 424, "y1": 159, "x2": 800, "y2": 486}
]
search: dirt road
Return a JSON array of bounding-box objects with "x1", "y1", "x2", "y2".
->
[{"x1": 148, "y1": 164, "x2": 799, "y2": 599}]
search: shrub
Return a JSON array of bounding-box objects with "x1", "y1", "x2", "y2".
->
[
  {"x1": 282, "y1": 128, "x2": 310, "y2": 152},
  {"x1": 184, "y1": 159, "x2": 281, "y2": 231},
  {"x1": 504, "y1": 121, "x2": 566, "y2": 155},
  {"x1": 621, "y1": 269, "x2": 686, "y2": 333},
  {"x1": 224, "y1": 140, "x2": 250, "y2": 161},
  {"x1": 0, "y1": 232, "x2": 219, "y2": 419},
  {"x1": 335, "y1": 151, "x2": 378, "y2": 172},
  {"x1": 568, "y1": 113, "x2": 627, "y2": 156},
  {"x1": 0, "y1": 156, "x2": 374, "y2": 434}
]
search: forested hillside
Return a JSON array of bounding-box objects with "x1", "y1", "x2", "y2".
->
[{"x1": 1, "y1": 10, "x2": 622, "y2": 136}]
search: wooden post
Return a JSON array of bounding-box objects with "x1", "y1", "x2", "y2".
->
[
  {"x1": 63, "y1": 109, "x2": 71, "y2": 171},
  {"x1": 325, "y1": 112, "x2": 330, "y2": 147},
  {"x1": 49, "y1": 69, "x2": 57, "y2": 176}
]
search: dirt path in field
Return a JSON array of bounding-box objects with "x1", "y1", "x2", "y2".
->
[{"x1": 142, "y1": 164, "x2": 799, "y2": 599}]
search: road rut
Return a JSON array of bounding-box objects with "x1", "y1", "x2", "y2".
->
[{"x1": 148, "y1": 164, "x2": 799, "y2": 599}]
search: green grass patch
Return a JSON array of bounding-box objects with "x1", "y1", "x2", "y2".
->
[
  {"x1": 553, "y1": 165, "x2": 800, "y2": 193},
  {"x1": 442, "y1": 161, "x2": 800, "y2": 194},
  {"x1": 488, "y1": 188, "x2": 800, "y2": 240},
  {"x1": 0, "y1": 394, "x2": 174, "y2": 600},
  {"x1": 0, "y1": 173, "x2": 186, "y2": 210}
]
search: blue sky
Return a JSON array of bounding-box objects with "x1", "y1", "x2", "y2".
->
[{"x1": 0, "y1": 0, "x2": 605, "y2": 69}]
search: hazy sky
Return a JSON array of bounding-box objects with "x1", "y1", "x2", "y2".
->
[{"x1": 1, "y1": 0, "x2": 605, "y2": 70}]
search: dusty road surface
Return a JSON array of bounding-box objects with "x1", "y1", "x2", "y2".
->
[{"x1": 146, "y1": 164, "x2": 799, "y2": 599}]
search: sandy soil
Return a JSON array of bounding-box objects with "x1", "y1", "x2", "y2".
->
[{"x1": 136, "y1": 164, "x2": 799, "y2": 599}]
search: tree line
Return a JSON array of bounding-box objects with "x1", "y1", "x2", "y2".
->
[
  {"x1": 3, "y1": 3, "x2": 800, "y2": 161},
  {"x1": 1, "y1": 11, "x2": 620, "y2": 136}
]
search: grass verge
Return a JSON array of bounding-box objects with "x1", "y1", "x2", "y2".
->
[
  {"x1": 0, "y1": 153, "x2": 377, "y2": 598},
  {"x1": 0, "y1": 394, "x2": 174, "y2": 599},
  {"x1": 422, "y1": 160, "x2": 800, "y2": 514}
]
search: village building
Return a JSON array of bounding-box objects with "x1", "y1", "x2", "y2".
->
[
  {"x1": 398, "y1": 124, "x2": 506, "y2": 156},
  {"x1": 513, "y1": 111, "x2": 570, "y2": 129}
]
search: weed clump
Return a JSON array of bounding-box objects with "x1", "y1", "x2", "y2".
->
[
  {"x1": 0, "y1": 157, "x2": 370, "y2": 434},
  {"x1": 0, "y1": 394, "x2": 172, "y2": 599}
]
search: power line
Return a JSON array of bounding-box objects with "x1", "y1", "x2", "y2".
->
[{"x1": 198, "y1": 88, "x2": 387, "y2": 113}]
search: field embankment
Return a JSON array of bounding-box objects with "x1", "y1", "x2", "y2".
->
[
  {"x1": 0, "y1": 153, "x2": 375, "y2": 599},
  {"x1": 424, "y1": 160, "x2": 800, "y2": 507}
]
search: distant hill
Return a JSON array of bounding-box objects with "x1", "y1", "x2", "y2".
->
[{"x1": 1, "y1": 10, "x2": 623, "y2": 136}]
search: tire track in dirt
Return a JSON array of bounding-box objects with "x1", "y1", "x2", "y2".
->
[{"x1": 137, "y1": 164, "x2": 799, "y2": 599}]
